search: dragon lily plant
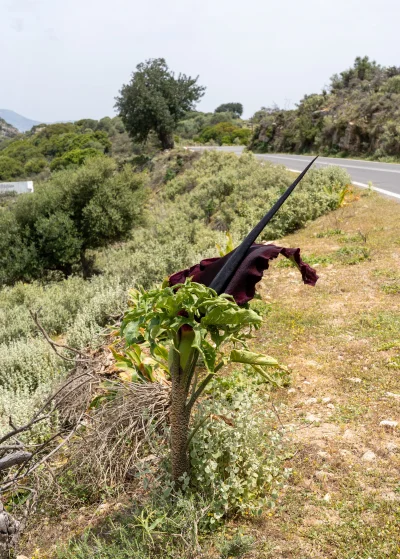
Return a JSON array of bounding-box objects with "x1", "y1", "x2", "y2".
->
[{"x1": 119, "y1": 157, "x2": 319, "y2": 484}]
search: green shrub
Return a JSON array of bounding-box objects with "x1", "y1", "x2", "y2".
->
[
  {"x1": 215, "y1": 102, "x2": 243, "y2": 117},
  {"x1": 0, "y1": 275, "x2": 127, "y2": 345},
  {"x1": 0, "y1": 157, "x2": 147, "y2": 285},
  {"x1": 382, "y1": 75, "x2": 400, "y2": 94},
  {"x1": 162, "y1": 151, "x2": 349, "y2": 239},
  {"x1": 0, "y1": 276, "x2": 127, "y2": 436},
  {"x1": 1, "y1": 140, "x2": 42, "y2": 164},
  {"x1": 190, "y1": 388, "x2": 288, "y2": 525},
  {"x1": 250, "y1": 57, "x2": 400, "y2": 159},
  {"x1": 176, "y1": 110, "x2": 242, "y2": 140},
  {"x1": 34, "y1": 211, "x2": 82, "y2": 272},
  {"x1": 0, "y1": 212, "x2": 38, "y2": 285},
  {"x1": 24, "y1": 157, "x2": 47, "y2": 174},
  {"x1": 199, "y1": 122, "x2": 251, "y2": 145},
  {"x1": 0, "y1": 119, "x2": 120, "y2": 180},
  {"x1": 0, "y1": 336, "x2": 67, "y2": 395},
  {"x1": 0, "y1": 156, "x2": 23, "y2": 180},
  {"x1": 50, "y1": 148, "x2": 101, "y2": 171},
  {"x1": 219, "y1": 531, "x2": 255, "y2": 558}
]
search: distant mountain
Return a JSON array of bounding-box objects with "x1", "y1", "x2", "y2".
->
[
  {"x1": 0, "y1": 117, "x2": 19, "y2": 139},
  {"x1": 0, "y1": 110, "x2": 42, "y2": 132}
]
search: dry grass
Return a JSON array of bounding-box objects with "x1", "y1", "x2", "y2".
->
[{"x1": 240, "y1": 188, "x2": 400, "y2": 558}]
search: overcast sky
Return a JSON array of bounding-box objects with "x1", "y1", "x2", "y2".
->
[{"x1": 1, "y1": 0, "x2": 399, "y2": 122}]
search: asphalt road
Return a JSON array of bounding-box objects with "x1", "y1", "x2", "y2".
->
[{"x1": 189, "y1": 146, "x2": 400, "y2": 200}]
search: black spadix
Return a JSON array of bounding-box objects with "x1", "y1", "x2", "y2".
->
[{"x1": 208, "y1": 156, "x2": 319, "y2": 295}]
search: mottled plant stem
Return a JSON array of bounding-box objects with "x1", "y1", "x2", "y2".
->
[{"x1": 169, "y1": 347, "x2": 191, "y2": 484}]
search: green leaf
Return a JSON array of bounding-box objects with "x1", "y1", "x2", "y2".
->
[
  {"x1": 230, "y1": 349, "x2": 280, "y2": 367},
  {"x1": 89, "y1": 391, "x2": 117, "y2": 409},
  {"x1": 152, "y1": 344, "x2": 169, "y2": 365},
  {"x1": 191, "y1": 327, "x2": 216, "y2": 372},
  {"x1": 201, "y1": 306, "x2": 261, "y2": 327},
  {"x1": 123, "y1": 320, "x2": 141, "y2": 345},
  {"x1": 200, "y1": 338, "x2": 217, "y2": 372}
]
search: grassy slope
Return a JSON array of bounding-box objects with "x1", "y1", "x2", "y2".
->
[
  {"x1": 248, "y1": 188, "x2": 400, "y2": 558},
  {"x1": 23, "y1": 188, "x2": 400, "y2": 558}
]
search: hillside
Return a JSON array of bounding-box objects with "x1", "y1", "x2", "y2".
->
[
  {"x1": 3, "y1": 139, "x2": 399, "y2": 559},
  {"x1": 0, "y1": 116, "x2": 134, "y2": 181},
  {"x1": 2, "y1": 58, "x2": 398, "y2": 559},
  {"x1": 0, "y1": 109, "x2": 41, "y2": 132},
  {"x1": 0, "y1": 148, "x2": 354, "y2": 557},
  {"x1": 250, "y1": 57, "x2": 400, "y2": 160},
  {"x1": 0, "y1": 117, "x2": 19, "y2": 140}
]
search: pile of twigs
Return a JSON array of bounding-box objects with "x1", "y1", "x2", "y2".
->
[
  {"x1": 66, "y1": 380, "x2": 171, "y2": 491},
  {"x1": 0, "y1": 310, "x2": 171, "y2": 557}
]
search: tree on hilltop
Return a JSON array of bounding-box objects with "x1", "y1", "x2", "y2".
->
[
  {"x1": 115, "y1": 58, "x2": 205, "y2": 150},
  {"x1": 215, "y1": 102, "x2": 243, "y2": 117}
]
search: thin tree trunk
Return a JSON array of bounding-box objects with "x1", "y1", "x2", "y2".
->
[
  {"x1": 80, "y1": 251, "x2": 99, "y2": 280},
  {"x1": 169, "y1": 349, "x2": 190, "y2": 484},
  {"x1": 159, "y1": 130, "x2": 174, "y2": 150}
]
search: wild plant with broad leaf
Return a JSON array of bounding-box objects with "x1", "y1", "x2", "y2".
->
[
  {"x1": 117, "y1": 280, "x2": 287, "y2": 484},
  {"x1": 115, "y1": 158, "x2": 320, "y2": 485}
]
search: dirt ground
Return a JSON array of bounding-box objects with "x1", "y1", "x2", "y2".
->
[{"x1": 245, "y1": 188, "x2": 400, "y2": 558}]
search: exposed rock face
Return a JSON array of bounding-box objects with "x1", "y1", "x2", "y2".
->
[
  {"x1": 249, "y1": 58, "x2": 400, "y2": 158},
  {"x1": 0, "y1": 118, "x2": 19, "y2": 140}
]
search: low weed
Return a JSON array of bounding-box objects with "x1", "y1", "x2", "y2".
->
[
  {"x1": 249, "y1": 297, "x2": 272, "y2": 317},
  {"x1": 338, "y1": 231, "x2": 369, "y2": 244},
  {"x1": 306, "y1": 495, "x2": 400, "y2": 559},
  {"x1": 218, "y1": 530, "x2": 255, "y2": 558},
  {"x1": 316, "y1": 228, "x2": 343, "y2": 238},
  {"x1": 336, "y1": 246, "x2": 370, "y2": 265},
  {"x1": 189, "y1": 389, "x2": 288, "y2": 526},
  {"x1": 276, "y1": 253, "x2": 333, "y2": 267},
  {"x1": 381, "y1": 282, "x2": 400, "y2": 295}
]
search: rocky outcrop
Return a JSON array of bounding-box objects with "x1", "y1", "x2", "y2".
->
[
  {"x1": 249, "y1": 58, "x2": 400, "y2": 158},
  {"x1": 0, "y1": 118, "x2": 19, "y2": 140}
]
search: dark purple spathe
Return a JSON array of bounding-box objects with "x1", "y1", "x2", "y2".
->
[{"x1": 169, "y1": 243, "x2": 319, "y2": 305}]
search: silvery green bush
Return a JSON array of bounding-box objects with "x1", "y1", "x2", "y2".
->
[
  {"x1": 0, "y1": 338, "x2": 67, "y2": 394},
  {"x1": 162, "y1": 151, "x2": 350, "y2": 239},
  {"x1": 190, "y1": 388, "x2": 288, "y2": 525}
]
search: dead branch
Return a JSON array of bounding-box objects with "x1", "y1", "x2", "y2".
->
[
  {"x1": 29, "y1": 309, "x2": 89, "y2": 362},
  {"x1": 0, "y1": 452, "x2": 32, "y2": 472},
  {"x1": 0, "y1": 415, "x2": 51, "y2": 446}
]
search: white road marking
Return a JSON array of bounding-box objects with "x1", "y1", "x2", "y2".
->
[
  {"x1": 260, "y1": 154, "x2": 400, "y2": 174},
  {"x1": 285, "y1": 171, "x2": 400, "y2": 201},
  {"x1": 187, "y1": 147, "x2": 400, "y2": 200},
  {"x1": 352, "y1": 181, "x2": 400, "y2": 200}
]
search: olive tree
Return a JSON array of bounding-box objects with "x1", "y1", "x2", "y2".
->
[
  {"x1": 215, "y1": 103, "x2": 243, "y2": 118},
  {"x1": 115, "y1": 58, "x2": 205, "y2": 150}
]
